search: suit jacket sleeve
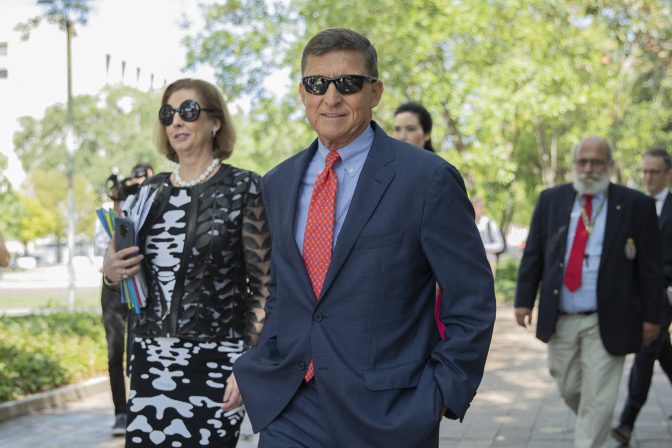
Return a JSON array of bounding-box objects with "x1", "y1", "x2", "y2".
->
[
  {"x1": 257, "y1": 179, "x2": 279, "y2": 347},
  {"x1": 421, "y1": 163, "x2": 496, "y2": 419},
  {"x1": 662, "y1": 199, "x2": 672, "y2": 287},
  {"x1": 638, "y1": 197, "x2": 664, "y2": 324},
  {"x1": 515, "y1": 192, "x2": 547, "y2": 309}
]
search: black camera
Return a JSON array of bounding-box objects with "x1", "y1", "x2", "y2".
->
[
  {"x1": 105, "y1": 164, "x2": 152, "y2": 202},
  {"x1": 105, "y1": 172, "x2": 136, "y2": 202}
]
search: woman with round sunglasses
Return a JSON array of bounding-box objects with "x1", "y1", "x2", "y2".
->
[
  {"x1": 103, "y1": 78, "x2": 270, "y2": 447},
  {"x1": 392, "y1": 101, "x2": 434, "y2": 152}
]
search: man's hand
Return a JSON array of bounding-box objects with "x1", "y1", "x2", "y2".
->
[
  {"x1": 222, "y1": 372, "x2": 243, "y2": 411},
  {"x1": 515, "y1": 307, "x2": 533, "y2": 328},
  {"x1": 642, "y1": 322, "x2": 661, "y2": 347}
]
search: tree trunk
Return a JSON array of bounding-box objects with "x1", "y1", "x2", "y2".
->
[{"x1": 441, "y1": 103, "x2": 465, "y2": 152}]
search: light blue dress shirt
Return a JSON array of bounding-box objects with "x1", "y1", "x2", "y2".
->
[
  {"x1": 294, "y1": 125, "x2": 374, "y2": 253},
  {"x1": 560, "y1": 192, "x2": 608, "y2": 313}
]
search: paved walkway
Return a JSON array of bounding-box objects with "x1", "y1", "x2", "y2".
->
[{"x1": 1, "y1": 307, "x2": 670, "y2": 447}]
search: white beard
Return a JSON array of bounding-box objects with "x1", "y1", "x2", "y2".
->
[{"x1": 573, "y1": 169, "x2": 611, "y2": 195}]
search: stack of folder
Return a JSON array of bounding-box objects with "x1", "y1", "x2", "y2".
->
[{"x1": 96, "y1": 208, "x2": 148, "y2": 313}]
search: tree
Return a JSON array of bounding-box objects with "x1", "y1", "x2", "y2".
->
[
  {"x1": 15, "y1": 0, "x2": 92, "y2": 40},
  {"x1": 14, "y1": 85, "x2": 164, "y2": 204},
  {"x1": 21, "y1": 168, "x2": 97, "y2": 262},
  {"x1": 15, "y1": 195, "x2": 55, "y2": 255},
  {"x1": 11, "y1": 85, "x2": 165, "y2": 261},
  {"x1": 184, "y1": 0, "x2": 672, "y2": 232}
]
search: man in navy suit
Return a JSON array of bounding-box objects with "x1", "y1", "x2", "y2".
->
[
  {"x1": 612, "y1": 148, "x2": 672, "y2": 444},
  {"x1": 233, "y1": 28, "x2": 496, "y2": 447},
  {"x1": 515, "y1": 136, "x2": 663, "y2": 448}
]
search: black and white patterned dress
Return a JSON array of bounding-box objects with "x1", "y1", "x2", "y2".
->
[{"x1": 124, "y1": 167, "x2": 270, "y2": 448}]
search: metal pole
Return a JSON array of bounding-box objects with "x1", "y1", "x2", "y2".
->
[{"x1": 66, "y1": 19, "x2": 76, "y2": 312}]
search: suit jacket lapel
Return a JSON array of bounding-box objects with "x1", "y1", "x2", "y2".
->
[
  {"x1": 557, "y1": 186, "x2": 576, "y2": 260},
  {"x1": 659, "y1": 192, "x2": 672, "y2": 229},
  {"x1": 318, "y1": 125, "x2": 396, "y2": 301},
  {"x1": 282, "y1": 142, "x2": 318, "y2": 301},
  {"x1": 600, "y1": 183, "x2": 623, "y2": 269}
]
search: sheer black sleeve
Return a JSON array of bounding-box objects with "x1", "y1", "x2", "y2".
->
[{"x1": 241, "y1": 174, "x2": 271, "y2": 349}]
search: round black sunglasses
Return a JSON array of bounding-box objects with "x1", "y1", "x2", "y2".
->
[
  {"x1": 158, "y1": 99, "x2": 217, "y2": 126},
  {"x1": 302, "y1": 75, "x2": 377, "y2": 95}
]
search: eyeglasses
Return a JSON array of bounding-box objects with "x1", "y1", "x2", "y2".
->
[
  {"x1": 574, "y1": 158, "x2": 608, "y2": 168},
  {"x1": 158, "y1": 99, "x2": 216, "y2": 126},
  {"x1": 641, "y1": 169, "x2": 664, "y2": 176},
  {"x1": 131, "y1": 168, "x2": 148, "y2": 179},
  {"x1": 302, "y1": 75, "x2": 377, "y2": 95}
]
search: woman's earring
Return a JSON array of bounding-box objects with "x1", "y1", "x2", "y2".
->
[{"x1": 212, "y1": 130, "x2": 217, "y2": 138}]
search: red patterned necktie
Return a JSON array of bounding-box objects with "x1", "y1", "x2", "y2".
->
[
  {"x1": 564, "y1": 194, "x2": 592, "y2": 292},
  {"x1": 303, "y1": 150, "x2": 340, "y2": 381}
]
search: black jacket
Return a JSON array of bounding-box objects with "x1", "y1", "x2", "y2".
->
[
  {"x1": 515, "y1": 183, "x2": 663, "y2": 355},
  {"x1": 123, "y1": 165, "x2": 271, "y2": 346}
]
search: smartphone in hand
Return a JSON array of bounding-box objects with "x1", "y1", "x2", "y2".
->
[{"x1": 114, "y1": 217, "x2": 136, "y2": 257}]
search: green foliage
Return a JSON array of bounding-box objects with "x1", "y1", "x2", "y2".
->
[
  {"x1": 184, "y1": 0, "x2": 672, "y2": 230},
  {"x1": 494, "y1": 255, "x2": 521, "y2": 302},
  {"x1": 0, "y1": 312, "x2": 107, "y2": 402},
  {"x1": 12, "y1": 195, "x2": 55, "y2": 249},
  {"x1": 12, "y1": 85, "x2": 166, "y2": 242},
  {"x1": 0, "y1": 177, "x2": 21, "y2": 239},
  {"x1": 15, "y1": 0, "x2": 93, "y2": 39},
  {"x1": 14, "y1": 86, "x2": 165, "y2": 196}
]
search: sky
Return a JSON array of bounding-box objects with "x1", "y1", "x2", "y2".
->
[{"x1": 0, "y1": 0, "x2": 217, "y2": 188}]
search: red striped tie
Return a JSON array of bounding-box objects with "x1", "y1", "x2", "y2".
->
[
  {"x1": 564, "y1": 194, "x2": 592, "y2": 291},
  {"x1": 302, "y1": 150, "x2": 340, "y2": 381}
]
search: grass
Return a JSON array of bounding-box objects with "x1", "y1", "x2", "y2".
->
[{"x1": 0, "y1": 293, "x2": 100, "y2": 310}]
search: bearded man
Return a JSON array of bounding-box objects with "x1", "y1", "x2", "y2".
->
[{"x1": 514, "y1": 136, "x2": 663, "y2": 448}]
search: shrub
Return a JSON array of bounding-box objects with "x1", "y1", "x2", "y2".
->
[
  {"x1": 0, "y1": 312, "x2": 107, "y2": 402},
  {"x1": 495, "y1": 255, "x2": 520, "y2": 302}
]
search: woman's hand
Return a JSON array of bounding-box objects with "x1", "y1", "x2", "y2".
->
[
  {"x1": 102, "y1": 234, "x2": 144, "y2": 283},
  {"x1": 222, "y1": 372, "x2": 243, "y2": 411}
]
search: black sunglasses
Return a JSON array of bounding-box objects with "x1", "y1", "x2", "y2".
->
[
  {"x1": 159, "y1": 99, "x2": 216, "y2": 126},
  {"x1": 302, "y1": 75, "x2": 377, "y2": 95}
]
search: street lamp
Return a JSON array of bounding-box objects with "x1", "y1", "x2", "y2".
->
[{"x1": 36, "y1": 0, "x2": 89, "y2": 311}]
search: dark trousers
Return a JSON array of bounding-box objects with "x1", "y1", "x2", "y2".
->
[
  {"x1": 259, "y1": 380, "x2": 440, "y2": 448},
  {"x1": 259, "y1": 380, "x2": 339, "y2": 448},
  {"x1": 619, "y1": 313, "x2": 672, "y2": 427},
  {"x1": 101, "y1": 283, "x2": 128, "y2": 416}
]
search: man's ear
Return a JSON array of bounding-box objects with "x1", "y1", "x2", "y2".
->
[
  {"x1": 370, "y1": 79, "x2": 384, "y2": 108},
  {"x1": 299, "y1": 82, "x2": 306, "y2": 105}
]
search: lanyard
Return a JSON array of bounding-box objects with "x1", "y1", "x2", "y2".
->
[{"x1": 579, "y1": 193, "x2": 606, "y2": 235}]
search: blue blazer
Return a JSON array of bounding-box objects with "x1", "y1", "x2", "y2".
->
[{"x1": 234, "y1": 123, "x2": 496, "y2": 447}]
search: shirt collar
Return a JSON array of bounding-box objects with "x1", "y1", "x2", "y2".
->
[
  {"x1": 576, "y1": 191, "x2": 606, "y2": 202},
  {"x1": 652, "y1": 186, "x2": 669, "y2": 203},
  {"x1": 317, "y1": 125, "x2": 374, "y2": 177}
]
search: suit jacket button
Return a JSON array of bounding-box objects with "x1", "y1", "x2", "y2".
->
[
  {"x1": 553, "y1": 289, "x2": 559, "y2": 295},
  {"x1": 298, "y1": 361, "x2": 306, "y2": 370},
  {"x1": 313, "y1": 313, "x2": 322, "y2": 322}
]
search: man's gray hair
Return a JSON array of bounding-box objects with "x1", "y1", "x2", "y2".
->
[
  {"x1": 572, "y1": 136, "x2": 614, "y2": 162},
  {"x1": 301, "y1": 28, "x2": 378, "y2": 78}
]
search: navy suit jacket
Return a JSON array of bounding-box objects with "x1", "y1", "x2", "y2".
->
[
  {"x1": 515, "y1": 183, "x2": 663, "y2": 355},
  {"x1": 234, "y1": 123, "x2": 496, "y2": 447},
  {"x1": 659, "y1": 192, "x2": 672, "y2": 322}
]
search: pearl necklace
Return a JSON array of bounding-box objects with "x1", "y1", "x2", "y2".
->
[{"x1": 174, "y1": 158, "x2": 221, "y2": 187}]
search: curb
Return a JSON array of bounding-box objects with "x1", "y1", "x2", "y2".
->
[{"x1": 0, "y1": 376, "x2": 110, "y2": 422}]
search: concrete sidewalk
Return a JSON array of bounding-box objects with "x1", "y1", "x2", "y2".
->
[{"x1": 1, "y1": 307, "x2": 670, "y2": 447}]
